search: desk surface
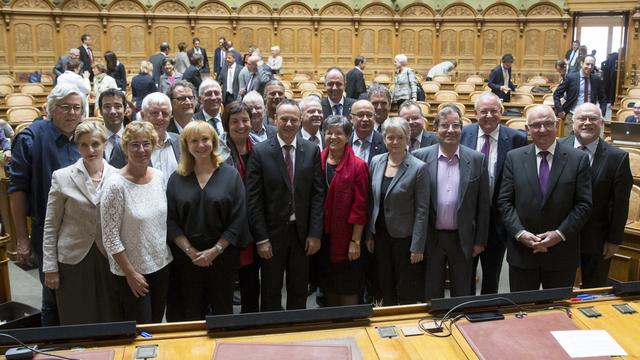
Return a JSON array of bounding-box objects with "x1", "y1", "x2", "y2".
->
[{"x1": 4, "y1": 295, "x2": 638, "y2": 360}]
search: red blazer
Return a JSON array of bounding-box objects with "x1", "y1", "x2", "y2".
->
[{"x1": 321, "y1": 144, "x2": 369, "y2": 262}]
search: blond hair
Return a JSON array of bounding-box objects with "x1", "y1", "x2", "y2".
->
[
  {"x1": 177, "y1": 121, "x2": 222, "y2": 176},
  {"x1": 74, "y1": 120, "x2": 108, "y2": 143},
  {"x1": 121, "y1": 121, "x2": 158, "y2": 153}
]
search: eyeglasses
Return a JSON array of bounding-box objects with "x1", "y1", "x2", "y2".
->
[
  {"x1": 438, "y1": 123, "x2": 462, "y2": 130},
  {"x1": 573, "y1": 116, "x2": 601, "y2": 123},
  {"x1": 175, "y1": 96, "x2": 195, "y2": 103},
  {"x1": 56, "y1": 104, "x2": 82, "y2": 113},
  {"x1": 527, "y1": 121, "x2": 557, "y2": 130},
  {"x1": 352, "y1": 112, "x2": 374, "y2": 119}
]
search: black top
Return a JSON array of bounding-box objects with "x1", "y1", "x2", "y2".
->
[
  {"x1": 108, "y1": 63, "x2": 127, "y2": 90},
  {"x1": 166, "y1": 163, "x2": 247, "y2": 250},
  {"x1": 376, "y1": 175, "x2": 393, "y2": 231},
  {"x1": 325, "y1": 162, "x2": 337, "y2": 189}
]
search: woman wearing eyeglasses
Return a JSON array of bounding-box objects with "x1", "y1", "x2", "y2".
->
[{"x1": 367, "y1": 117, "x2": 429, "y2": 306}]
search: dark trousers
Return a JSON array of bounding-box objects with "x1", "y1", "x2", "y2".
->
[
  {"x1": 239, "y1": 259, "x2": 260, "y2": 313},
  {"x1": 36, "y1": 255, "x2": 59, "y2": 327},
  {"x1": 580, "y1": 253, "x2": 612, "y2": 288},
  {"x1": 375, "y1": 229, "x2": 425, "y2": 305},
  {"x1": 426, "y1": 230, "x2": 473, "y2": 300},
  {"x1": 259, "y1": 223, "x2": 309, "y2": 311},
  {"x1": 471, "y1": 212, "x2": 507, "y2": 295},
  {"x1": 114, "y1": 264, "x2": 170, "y2": 324},
  {"x1": 509, "y1": 265, "x2": 577, "y2": 292}
]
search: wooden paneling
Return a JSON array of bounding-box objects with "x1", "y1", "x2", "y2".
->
[{"x1": 0, "y1": 0, "x2": 635, "y2": 86}]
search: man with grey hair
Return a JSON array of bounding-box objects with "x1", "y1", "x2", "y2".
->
[
  {"x1": 322, "y1": 67, "x2": 355, "y2": 118},
  {"x1": 193, "y1": 79, "x2": 225, "y2": 135},
  {"x1": 243, "y1": 90, "x2": 276, "y2": 142},
  {"x1": 461, "y1": 92, "x2": 527, "y2": 294},
  {"x1": 140, "y1": 92, "x2": 180, "y2": 186},
  {"x1": 558, "y1": 102, "x2": 632, "y2": 288},
  {"x1": 399, "y1": 100, "x2": 438, "y2": 151},
  {"x1": 413, "y1": 104, "x2": 489, "y2": 299},
  {"x1": 368, "y1": 85, "x2": 392, "y2": 133},
  {"x1": 166, "y1": 80, "x2": 197, "y2": 134},
  {"x1": 53, "y1": 48, "x2": 83, "y2": 85},
  {"x1": 10, "y1": 84, "x2": 85, "y2": 326},
  {"x1": 299, "y1": 95, "x2": 325, "y2": 151},
  {"x1": 498, "y1": 105, "x2": 592, "y2": 291},
  {"x1": 263, "y1": 80, "x2": 286, "y2": 126},
  {"x1": 238, "y1": 54, "x2": 271, "y2": 99}
]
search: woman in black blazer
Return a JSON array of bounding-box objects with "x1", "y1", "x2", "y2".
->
[
  {"x1": 104, "y1": 51, "x2": 127, "y2": 91},
  {"x1": 131, "y1": 60, "x2": 157, "y2": 110}
]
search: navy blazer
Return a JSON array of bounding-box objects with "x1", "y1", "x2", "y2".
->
[
  {"x1": 349, "y1": 130, "x2": 387, "y2": 165},
  {"x1": 460, "y1": 123, "x2": 528, "y2": 204},
  {"x1": 625, "y1": 115, "x2": 639, "y2": 123},
  {"x1": 131, "y1": 73, "x2": 157, "y2": 110},
  {"x1": 345, "y1": 68, "x2": 367, "y2": 100},
  {"x1": 487, "y1": 64, "x2": 515, "y2": 102},
  {"x1": 321, "y1": 97, "x2": 355, "y2": 119},
  {"x1": 182, "y1": 65, "x2": 202, "y2": 92},
  {"x1": 553, "y1": 71, "x2": 607, "y2": 116},
  {"x1": 187, "y1": 47, "x2": 209, "y2": 74}
]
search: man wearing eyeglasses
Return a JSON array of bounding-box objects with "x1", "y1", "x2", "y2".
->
[
  {"x1": 413, "y1": 104, "x2": 489, "y2": 299},
  {"x1": 348, "y1": 100, "x2": 387, "y2": 164},
  {"x1": 497, "y1": 104, "x2": 592, "y2": 291},
  {"x1": 460, "y1": 92, "x2": 527, "y2": 295},
  {"x1": 9, "y1": 84, "x2": 84, "y2": 326},
  {"x1": 167, "y1": 80, "x2": 197, "y2": 134},
  {"x1": 558, "y1": 103, "x2": 632, "y2": 288}
]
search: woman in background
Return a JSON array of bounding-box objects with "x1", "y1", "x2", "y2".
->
[
  {"x1": 174, "y1": 42, "x2": 190, "y2": 75},
  {"x1": 391, "y1": 54, "x2": 417, "y2": 108},
  {"x1": 131, "y1": 61, "x2": 157, "y2": 111},
  {"x1": 104, "y1": 51, "x2": 127, "y2": 91},
  {"x1": 267, "y1": 46, "x2": 282, "y2": 75}
]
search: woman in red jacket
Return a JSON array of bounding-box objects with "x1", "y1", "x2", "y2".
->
[{"x1": 320, "y1": 115, "x2": 369, "y2": 306}]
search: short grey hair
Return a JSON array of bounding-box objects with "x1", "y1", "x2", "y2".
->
[
  {"x1": 394, "y1": 54, "x2": 408, "y2": 65},
  {"x1": 46, "y1": 84, "x2": 87, "y2": 118},
  {"x1": 141, "y1": 92, "x2": 172, "y2": 114},
  {"x1": 367, "y1": 84, "x2": 392, "y2": 104},
  {"x1": 434, "y1": 104, "x2": 463, "y2": 128},
  {"x1": 323, "y1": 115, "x2": 353, "y2": 138},
  {"x1": 299, "y1": 95, "x2": 322, "y2": 112},
  {"x1": 474, "y1": 91, "x2": 501, "y2": 109},
  {"x1": 526, "y1": 104, "x2": 556, "y2": 125},
  {"x1": 382, "y1": 117, "x2": 410, "y2": 139},
  {"x1": 198, "y1": 79, "x2": 222, "y2": 97},
  {"x1": 242, "y1": 90, "x2": 264, "y2": 106}
]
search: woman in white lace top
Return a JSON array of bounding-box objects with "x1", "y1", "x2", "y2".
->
[{"x1": 101, "y1": 121, "x2": 173, "y2": 323}]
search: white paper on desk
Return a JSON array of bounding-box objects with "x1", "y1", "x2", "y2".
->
[{"x1": 551, "y1": 330, "x2": 627, "y2": 358}]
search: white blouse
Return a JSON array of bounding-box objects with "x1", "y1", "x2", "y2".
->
[{"x1": 100, "y1": 168, "x2": 173, "y2": 276}]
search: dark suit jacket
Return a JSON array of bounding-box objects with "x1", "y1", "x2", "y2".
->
[
  {"x1": 321, "y1": 97, "x2": 355, "y2": 119},
  {"x1": 460, "y1": 123, "x2": 528, "y2": 205},
  {"x1": 558, "y1": 137, "x2": 633, "y2": 254},
  {"x1": 418, "y1": 131, "x2": 438, "y2": 148},
  {"x1": 148, "y1": 52, "x2": 167, "y2": 86},
  {"x1": 193, "y1": 109, "x2": 222, "y2": 135},
  {"x1": 216, "y1": 63, "x2": 242, "y2": 100},
  {"x1": 497, "y1": 142, "x2": 592, "y2": 271},
  {"x1": 345, "y1": 68, "x2": 367, "y2": 100},
  {"x1": 553, "y1": 71, "x2": 607, "y2": 116},
  {"x1": 167, "y1": 118, "x2": 188, "y2": 135},
  {"x1": 214, "y1": 47, "x2": 224, "y2": 75},
  {"x1": 106, "y1": 140, "x2": 127, "y2": 169},
  {"x1": 413, "y1": 145, "x2": 490, "y2": 259},
  {"x1": 625, "y1": 115, "x2": 639, "y2": 123},
  {"x1": 246, "y1": 136, "x2": 324, "y2": 245},
  {"x1": 182, "y1": 65, "x2": 202, "y2": 92},
  {"x1": 487, "y1": 64, "x2": 516, "y2": 102},
  {"x1": 187, "y1": 47, "x2": 209, "y2": 73},
  {"x1": 78, "y1": 45, "x2": 93, "y2": 80},
  {"x1": 349, "y1": 131, "x2": 387, "y2": 165},
  {"x1": 131, "y1": 73, "x2": 157, "y2": 109}
]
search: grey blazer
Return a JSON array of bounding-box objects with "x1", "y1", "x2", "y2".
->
[
  {"x1": 42, "y1": 159, "x2": 118, "y2": 273},
  {"x1": 237, "y1": 66, "x2": 271, "y2": 99},
  {"x1": 368, "y1": 152, "x2": 429, "y2": 253},
  {"x1": 413, "y1": 144, "x2": 490, "y2": 259}
]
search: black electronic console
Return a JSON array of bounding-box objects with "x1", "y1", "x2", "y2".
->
[
  {"x1": 0, "y1": 321, "x2": 137, "y2": 346},
  {"x1": 206, "y1": 304, "x2": 373, "y2": 331},
  {"x1": 430, "y1": 287, "x2": 573, "y2": 313},
  {"x1": 608, "y1": 279, "x2": 640, "y2": 295}
]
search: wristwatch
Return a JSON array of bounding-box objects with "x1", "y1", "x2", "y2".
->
[{"x1": 213, "y1": 244, "x2": 225, "y2": 254}]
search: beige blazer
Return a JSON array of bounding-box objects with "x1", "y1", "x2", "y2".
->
[{"x1": 42, "y1": 159, "x2": 117, "y2": 273}]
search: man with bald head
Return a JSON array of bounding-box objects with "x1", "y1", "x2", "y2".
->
[
  {"x1": 322, "y1": 67, "x2": 356, "y2": 119},
  {"x1": 497, "y1": 105, "x2": 592, "y2": 291},
  {"x1": 461, "y1": 92, "x2": 527, "y2": 294},
  {"x1": 238, "y1": 54, "x2": 271, "y2": 100},
  {"x1": 53, "y1": 48, "x2": 83, "y2": 85},
  {"x1": 349, "y1": 99, "x2": 386, "y2": 164},
  {"x1": 558, "y1": 103, "x2": 632, "y2": 288}
]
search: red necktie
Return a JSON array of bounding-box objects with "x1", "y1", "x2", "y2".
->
[
  {"x1": 283, "y1": 145, "x2": 294, "y2": 192},
  {"x1": 584, "y1": 76, "x2": 590, "y2": 103}
]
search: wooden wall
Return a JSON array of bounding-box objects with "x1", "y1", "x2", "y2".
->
[{"x1": 0, "y1": 0, "x2": 631, "y2": 84}]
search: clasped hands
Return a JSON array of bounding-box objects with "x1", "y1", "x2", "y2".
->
[
  {"x1": 186, "y1": 247, "x2": 219, "y2": 267},
  {"x1": 500, "y1": 86, "x2": 511, "y2": 94},
  {"x1": 257, "y1": 237, "x2": 321, "y2": 260},
  {"x1": 519, "y1": 230, "x2": 563, "y2": 253}
]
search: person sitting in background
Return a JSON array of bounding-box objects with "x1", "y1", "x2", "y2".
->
[
  {"x1": 625, "y1": 103, "x2": 640, "y2": 123},
  {"x1": 267, "y1": 46, "x2": 283, "y2": 75},
  {"x1": 426, "y1": 60, "x2": 457, "y2": 81},
  {"x1": 131, "y1": 61, "x2": 158, "y2": 111}
]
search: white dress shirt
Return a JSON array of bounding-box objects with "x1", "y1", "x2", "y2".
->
[
  {"x1": 151, "y1": 135, "x2": 178, "y2": 187},
  {"x1": 476, "y1": 125, "x2": 500, "y2": 200}
]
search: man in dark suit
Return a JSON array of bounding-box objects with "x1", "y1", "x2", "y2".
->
[
  {"x1": 625, "y1": 103, "x2": 640, "y2": 123},
  {"x1": 559, "y1": 103, "x2": 633, "y2": 288},
  {"x1": 553, "y1": 55, "x2": 607, "y2": 136},
  {"x1": 368, "y1": 84, "x2": 392, "y2": 133},
  {"x1": 555, "y1": 60, "x2": 568, "y2": 84},
  {"x1": 166, "y1": 80, "x2": 196, "y2": 134},
  {"x1": 461, "y1": 92, "x2": 528, "y2": 294},
  {"x1": 565, "y1": 40, "x2": 580, "y2": 69},
  {"x1": 213, "y1": 37, "x2": 227, "y2": 76},
  {"x1": 243, "y1": 91, "x2": 277, "y2": 143},
  {"x1": 321, "y1": 67, "x2": 355, "y2": 119},
  {"x1": 140, "y1": 92, "x2": 180, "y2": 186},
  {"x1": 497, "y1": 105, "x2": 592, "y2": 291},
  {"x1": 149, "y1": 42, "x2": 170, "y2": 86},
  {"x1": 226, "y1": 40, "x2": 244, "y2": 65},
  {"x1": 216, "y1": 52, "x2": 242, "y2": 105},
  {"x1": 247, "y1": 99, "x2": 324, "y2": 311},
  {"x1": 413, "y1": 104, "x2": 489, "y2": 299},
  {"x1": 187, "y1": 37, "x2": 210, "y2": 74},
  {"x1": 193, "y1": 79, "x2": 224, "y2": 136},
  {"x1": 237, "y1": 55, "x2": 271, "y2": 101},
  {"x1": 299, "y1": 96, "x2": 325, "y2": 151},
  {"x1": 77, "y1": 34, "x2": 94, "y2": 81},
  {"x1": 400, "y1": 100, "x2": 438, "y2": 151},
  {"x1": 345, "y1": 56, "x2": 367, "y2": 100},
  {"x1": 99, "y1": 88, "x2": 127, "y2": 169},
  {"x1": 488, "y1": 54, "x2": 516, "y2": 102},
  {"x1": 181, "y1": 54, "x2": 203, "y2": 94},
  {"x1": 349, "y1": 100, "x2": 387, "y2": 164}
]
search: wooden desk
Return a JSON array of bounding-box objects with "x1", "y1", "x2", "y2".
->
[{"x1": 3, "y1": 294, "x2": 638, "y2": 359}]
